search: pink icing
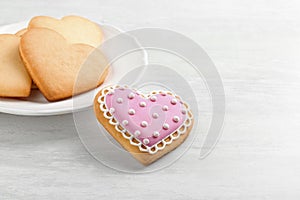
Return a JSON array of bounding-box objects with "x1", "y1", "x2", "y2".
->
[{"x1": 105, "y1": 87, "x2": 187, "y2": 147}]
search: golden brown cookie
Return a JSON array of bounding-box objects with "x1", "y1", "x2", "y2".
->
[
  {"x1": 94, "y1": 85, "x2": 194, "y2": 165},
  {"x1": 28, "y1": 15, "x2": 103, "y2": 47},
  {"x1": 15, "y1": 29, "x2": 38, "y2": 90},
  {"x1": 19, "y1": 28, "x2": 109, "y2": 102},
  {"x1": 0, "y1": 34, "x2": 31, "y2": 97},
  {"x1": 15, "y1": 28, "x2": 27, "y2": 37}
]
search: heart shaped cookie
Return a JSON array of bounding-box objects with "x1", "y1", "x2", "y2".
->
[
  {"x1": 94, "y1": 85, "x2": 193, "y2": 165},
  {"x1": 15, "y1": 28, "x2": 27, "y2": 37},
  {"x1": 28, "y1": 15, "x2": 103, "y2": 47},
  {"x1": 15, "y1": 29, "x2": 38, "y2": 90},
  {"x1": 19, "y1": 28, "x2": 109, "y2": 101},
  {"x1": 0, "y1": 34, "x2": 31, "y2": 97}
]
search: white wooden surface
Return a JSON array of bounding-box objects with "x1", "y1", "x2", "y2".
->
[{"x1": 1, "y1": 0, "x2": 300, "y2": 199}]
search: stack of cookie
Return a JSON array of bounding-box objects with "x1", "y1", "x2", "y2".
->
[{"x1": 0, "y1": 15, "x2": 109, "y2": 101}]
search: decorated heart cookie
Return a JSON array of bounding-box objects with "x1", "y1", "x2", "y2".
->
[
  {"x1": 19, "y1": 28, "x2": 109, "y2": 101},
  {"x1": 94, "y1": 85, "x2": 193, "y2": 165},
  {"x1": 28, "y1": 15, "x2": 103, "y2": 47}
]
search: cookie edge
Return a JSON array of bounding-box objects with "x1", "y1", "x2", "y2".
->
[{"x1": 93, "y1": 86, "x2": 194, "y2": 165}]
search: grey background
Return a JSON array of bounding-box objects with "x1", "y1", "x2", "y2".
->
[{"x1": 1, "y1": 0, "x2": 300, "y2": 199}]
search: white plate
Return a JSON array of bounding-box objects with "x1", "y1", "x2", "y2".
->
[{"x1": 0, "y1": 21, "x2": 147, "y2": 116}]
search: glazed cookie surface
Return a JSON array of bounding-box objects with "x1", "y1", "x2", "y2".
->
[{"x1": 94, "y1": 85, "x2": 193, "y2": 165}]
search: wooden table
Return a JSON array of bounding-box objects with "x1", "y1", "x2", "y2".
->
[{"x1": 1, "y1": 0, "x2": 300, "y2": 199}]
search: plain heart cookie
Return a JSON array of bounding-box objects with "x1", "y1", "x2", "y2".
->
[
  {"x1": 0, "y1": 34, "x2": 31, "y2": 97},
  {"x1": 94, "y1": 85, "x2": 194, "y2": 165},
  {"x1": 15, "y1": 28, "x2": 27, "y2": 37},
  {"x1": 19, "y1": 28, "x2": 109, "y2": 101},
  {"x1": 15, "y1": 28, "x2": 38, "y2": 90},
  {"x1": 28, "y1": 15, "x2": 103, "y2": 47}
]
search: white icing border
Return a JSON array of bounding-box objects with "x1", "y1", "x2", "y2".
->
[{"x1": 97, "y1": 85, "x2": 193, "y2": 154}]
